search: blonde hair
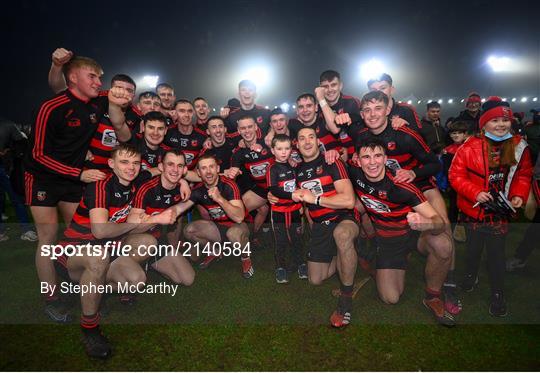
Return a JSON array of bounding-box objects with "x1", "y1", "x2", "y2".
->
[{"x1": 63, "y1": 56, "x2": 103, "y2": 83}]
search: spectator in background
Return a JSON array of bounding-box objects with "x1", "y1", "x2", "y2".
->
[
  {"x1": 524, "y1": 108, "x2": 540, "y2": 161},
  {"x1": 420, "y1": 101, "x2": 447, "y2": 155},
  {"x1": 512, "y1": 112, "x2": 525, "y2": 136},
  {"x1": 455, "y1": 92, "x2": 482, "y2": 134},
  {"x1": 0, "y1": 117, "x2": 37, "y2": 241}
]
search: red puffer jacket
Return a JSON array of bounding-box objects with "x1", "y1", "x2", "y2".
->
[{"x1": 449, "y1": 135, "x2": 532, "y2": 220}]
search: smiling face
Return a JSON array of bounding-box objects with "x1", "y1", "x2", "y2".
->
[
  {"x1": 483, "y1": 117, "x2": 512, "y2": 137},
  {"x1": 237, "y1": 117, "x2": 257, "y2": 143},
  {"x1": 138, "y1": 95, "x2": 161, "y2": 114},
  {"x1": 319, "y1": 77, "x2": 343, "y2": 105},
  {"x1": 109, "y1": 151, "x2": 141, "y2": 185},
  {"x1": 206, "y1": 118, "x2": 226, "y2": 145},
  {"x1": 297, "y1": 127, "x2": 319, "y2": 161},
  {"x1": 239, "y1": 85, "x2": 256, "y2": 107},
  {"x1": 70, "y1": 66, "x2": 103, "y2": 100},
  {"x1": 159, "y1": 152, "x2": 186, "y2": 186},
  {"x1": 157, "y1": 87, "x2": 176, "y2": 110},
  {"x1": 358, "y1": 146, "x2": 387, "y2": 181},
  {"x1": 143, "y1": 119, "x2": 167, "y2": 148},
  {"x1": 270, "y1": 113, "x2": 288, "y2": 134},
  {"x1": 175, "y1": 102, "x2": 195, "y2": 126},
  {"x1": 296, "y1": 97, "x2": 317, "y2": 124},
  {"x1": 196, "y1": 157, "x2": 220, "y2": 187},
  {"x1": 271, "y1": 139, "x2": 292, "y2": 163},
  {"x1": 361, "y1": 99, "x2": 391, "y2": 134},
  {"x1": 194, "y1": 99, "x2": 210, "y2": 122}
]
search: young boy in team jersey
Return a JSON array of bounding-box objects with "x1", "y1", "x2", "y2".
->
[{"x1": 266, "y1": 134, "x2": 306, "y2": 283}]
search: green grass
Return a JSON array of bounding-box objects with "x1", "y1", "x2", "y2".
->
[{"x1": 1, "y1": 220, "x2": 539, "y2": 370}]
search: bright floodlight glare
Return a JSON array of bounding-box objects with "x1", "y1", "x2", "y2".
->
[
  {"x1": 212, "y1": 108, "x2": 216, "y2": 112},
  {"x1": 407, "y1": 100, "x2": 412, "y2": 105},
  {"x1": 244, "y1": 66, "x2": 270, "y2": 87},
  {"x1": 521, "y1": 97, "x2": 528, "y2": 102},
  {"x1": 448, "y1": 99, "x2": 453, "y2": 104},
  {"x1": 265, "y1": 105, "x2": 269, "y2": 109},
  {"x1": 292, "y1": 104, "x2": 296, "y2": 109},
  {"x1": 460, "y1": 99, "x2": 465, "y2": 103},
  {"x1": 438, "y1": 99, "x2": 443, "y2": 104},
  {"x1": 533, "y1": 97, "x2": 538, "y2": 102},
  {"x1": 512, "y1": 98, "x2": 517, "y2": 102},
  {"x1": 417, "y1": 100, "x2": 421, "y2": 104},
  {"x1": 481, "y1": 98, "x2": 486, "y2": 103},
  {"x1": 142, "y1": 75, "x2": 159, "y2": 88},
  {"x1": 280, "y1": 103, "x2": 290, "y2": 113},
  {"x1": 360, "y1": 58, "x2": 385, "y2": 81},
  {"x1": 487, "y1": 56, "x2": 512, "y2": 72},
  {"x1": 502, "y1": 98, "x2": 507, "y2": 101}
]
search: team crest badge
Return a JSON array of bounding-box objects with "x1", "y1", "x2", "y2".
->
[
  {"x1": 257, "y1": 116, "x2": 263, "y2": 124},
  {"x1": 191, "y1": 140, "x2": 198, "y2": 147},
  {"x1": 89, "y1": 113, "x2": 98, "y2": 124},
  {"x1": 316, "y1": 166, "x2": 323, "y2": 175},
  {"x1": 37, "y1": 191, "x2": 46, "y2": 201},
  {"x1": 387, "y1": 142, "x2": 396, "y2": 150},
  {"x1": 261, "y1": 149, "x2": 268, "y2": 155},
  {"x1": 378, "y1": 190, "x2": 388, "y2": 199},
  {"x1": 67, "y1": 118, "x2": 81, "y2": 127}
]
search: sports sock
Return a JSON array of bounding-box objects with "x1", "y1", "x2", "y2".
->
[
  {"x1": 425, "y1": 287, "x2": 441, "y2": 301},
  {"x1": 338, "y1": 284, "x2": 353, "y2": 313},
  {"x1": 80, "y1": 313, "x2": 100, "y2": 334}
]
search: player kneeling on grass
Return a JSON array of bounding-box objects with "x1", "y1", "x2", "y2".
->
[
  {"x1": 52, "y1": 144, "x2": 158, "y2": 359},
  {"x1": 351, "y1": 138, "x2": 455, "y2": 326},
  {"x1": 172, "y1": 154, "x2": 253, "y2": 278},
  {"x1": 120, "y1": 149, "x2": 195, "y2": 305},
  {"x1": 266, "y1": 134, "x2": 307, "y2": 283}
]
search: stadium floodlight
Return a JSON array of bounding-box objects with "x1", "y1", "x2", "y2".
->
[
  {"x1": 521, "y1": 97, "x2": 528, "y2": 102},
  {"x1": 142, "y1": 75, "x2": 159, "y2": 88},
  {"x1": 292, "y1": 104, "x2": 296, "y2": 109},
  {"x1": 533, "y1": 97, "x2": 538, "y2": 102},
  {"x1": 481, "y1": 98, "x2": 486, "y2": 103},
  {"x1": 360, "y1": 58, "x2": 386, "y2": 81},
  {"x1": 512, "y1": 98, "x2": 517, "y2": 102},
  {"x1": 460, "y1": 99, "x2": 465, "y2": 103},
  {"x1": 265, "y1": 105, "x2": 269, "y2": 109},
  {"x1": 487, "y1": 56, "x2": 512, "y2": 72},
  {"x1": 280, "y1": 102, "x2": 290, "y2": 113},
  {"x1": 212, "y1": 108, "x2": 216, "y2": 112},
  {"x1": 438, "y1": 99, "x2": 443, "y2": 104},
  {"x1": 243, "y1": 66, "x2": 270, "y2": 87},
  {"x1": 417, "y1": 100, "x2": 422, "y2": 104},
  {"x1": 407, "y1": 100, "x2": 412, "y2": 105},
  {"x1": 448, "y1": 99, "x2": 453, "y2": 104},
  {"x1": 502, "y1": 98, "x2": 507, "y2": 101}
]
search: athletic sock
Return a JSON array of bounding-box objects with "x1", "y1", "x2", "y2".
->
[
  {"x1": 80, "y1": 313, "x2": 101, "y2": 334},
  {"x1": 444, "y1": 270, "x2": 456, "y2": 287},
  {"x1": 425, "y1": 287, "x2": 441, "y2": 301},
  {"x1": 338, "y1": 284, "x2": 353, "y2": 314}
]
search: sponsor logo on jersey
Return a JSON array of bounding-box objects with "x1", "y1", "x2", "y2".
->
[
  {"x1": 257, "y1": 116, "x2": 263, "y2": 124},
  {"x1": 37, "y1": 191, "x2": 46, "y2": 201},
  {"x1": 191, "y1": 140, "x2": 198, "y2": 147},
  {"x1": 360, "y1": 195, "x2": 391, "y2": 213},
  {"x1": 386, "y1": 159, "x2": 401, "y2": 171},
  {"x1": 283, "y1": 179, "x2": 296, "y2": 193},
  {"x1": 387, "y1": 142, "x2": 396, "y2": 151},
  {"x1": 67, "y1": 118, "x2": 81, "y2": 127},
  {"x1": 250, "y1": 162, "x2": 269, "y2": 177},
  {"x1": 110, "y1": 205, "x2": 132, "y2": 223},
  {"x1": 378, "y1": 190, "x2": 388, "y2": 199},
  {"x1": 208, "y1": 207, "x2": 226, "y2": 220},
  {"x1": 300, "y1": 179, "x2": 323, "y2": 196},
  {"x1": 316, "y1": 166, "x2": 323, "y2": 175},
  {"x1": 102, "y1": 129, "x2": 119, "y2": 147},
  {"x1": 89, "y1": 113, "x2": 98, "y2": 124}
]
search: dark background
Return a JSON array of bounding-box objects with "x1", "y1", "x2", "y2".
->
[{"x1": 1, "y1": 0, "x2": 539, "y2": 124}]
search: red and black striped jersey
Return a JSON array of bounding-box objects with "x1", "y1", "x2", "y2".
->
[
  {"x1": 296, "y1": 155, "x2": 350, "y2": 222},
  {"x1": 231, "y1": 140, "x2": 275, "y2": 188},
  {"x1": 355, "y1": 125, "x2": 441, "y2": 182},
  {"x1": 62, "y1": 174, "x2": 135, "y2": 243},
  {"x1": 225, "y1": 105, "x2": 270, "y2": 138},
  {"x1": 289, "y1": 117, "x2": 340, "y2": 153},
  {"x1": 86, "y1": 106, "x2": 142, "y2": 170},
  {"x1": 350, "y1": 166, "x2": 425, "y2": 241},
  {"x1": 328, "y1": 94, "x2": 362, "y2": 154},
  {"x1": 198, "y1": 139, "x2": 237, "y2": 170},
  {"x1": 266, "y1": 161, "x2": 302, "y2": 213},
  {"x1": 189, "y1": 176, "x2": 244, "y2": 226},
  {"x1": 133, "y1": 176, "x2": 183, "y2": 237},
  {"x1": 390, "y1": 98, "x2": 422, "y2": 133},
  {"x1": 163, "y1": 127, "x2": 206, "y2": 169},
  {"x1": 25, "y1": 89, "x2": 108, "y2": 181},
  {"x1": 126, "y1": 133, "x2": 166, "y2": 171}
]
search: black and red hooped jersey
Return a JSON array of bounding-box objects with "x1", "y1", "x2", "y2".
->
[
  {"x1": 163, "y1": 127, "x2": 206, "y2": 169},
  {"x1": 189, "y1": 176, "x2": 244, "y2": 226},
  {"x1": 231, "y1": 140, "x2": 275, "y2": 188},
  {"x1": 295, "y1": 155, "x2": 350, "y2": 222},
  {"x1": 289, "y1": 117, "x2": 340, "y2": 153},
  {"x1": 266, "y1": 161, "x2": 302, "y2": 213},
  {"x1": 197, "y1": 139, "x2": 237, "y2": 170},
  {"x1": 126, "y1": 134, "x2": 166, "y2": 171},
  {"x1": 354, "y1": 125, "x2": 440, "y2": 182},
  {"x1": 225, "y1": 105, "x2": 270, "y2": 138},
  {"x1": 349, "y1": 166, "x2": 426, "y2": 241},
  {"x1": 390, "y1": 98, "x2": 422, "y2": 133},
  {"x1": 62, "y1": 174, "x2": 135, "y2": 243},
  {"x1": 133, "y1": 176, "x2": 183, "y2": 236},
  {"x1": 328, "y1": 94, "x2": 362, "y2": 154},
  {"x1": 25, "y1": 89, "x2": 108, "y2": 181},
  {"x1": 86, "y1": 105, "x2": 142, "y2": 170}
]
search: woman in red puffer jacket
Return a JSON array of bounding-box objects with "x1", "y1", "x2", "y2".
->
[{"x1": 449, "y1": 96, "x2": 532, "y2": 317}]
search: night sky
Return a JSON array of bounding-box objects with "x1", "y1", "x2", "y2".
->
[{"x1": 2, "y1": 0, "x2": 539, "y2": 124}]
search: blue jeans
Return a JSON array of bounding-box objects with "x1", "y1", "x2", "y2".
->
[{"x1": 0, "y1": 164, "x2": 32, "y2": 234}]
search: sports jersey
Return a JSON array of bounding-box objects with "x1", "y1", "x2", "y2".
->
[
  {"x1": 225, "y1": 105, "x2": 270, "y2": 137},
  {"x1": 189, "y1": 176, "x2": 243, "y2": 226},
  {"x1": 197, "y1": 139, "x2": 237, "y2": 170},
  {"x1": 231, "y1": 140, "x2": 275, "y2": 188},
  {"x1": 349, "y1": 166, "x2": 426, "y2": 241},
  {"x1": 355, "y1": 125, "x2": 440, "y2": 183},
  {"x1": 266, "y1": 161, "x2": 302, "y2": 213},
  {"x1": 133, "y1": 176, "x2": 183, "y2": 237},
  {"x1": 389, "y1": 98, "x2": 422, "y2": 133},
  {"x1": 86, "y1": 105, "x2": 142, "y2": 170},
  {"x1": 288, "y1": 117, "x2": 340, "y2": 153},
  {"x1": 327, "y1": 93, "x2": 362, "y2": 153},
  {"x1": 126, "y1": 133, "x2": 166, "y2": 171},
  {"x1": 25, "y1": 89, "x2": 108, "y2": 181},
  {"x1": 163, "y1": 126, "x2": 206, "y2": 169},
  {"x1": 295, "y1": 155, "x2": 350, "y2": 222},
  {"x1": 62, "y1": 174, "x2": 135, "y2": 243}
]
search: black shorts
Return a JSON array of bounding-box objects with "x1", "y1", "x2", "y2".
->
[
  {"x1": 375, "y1": 232, "x2": 419, "y2": 270},
  {"x1": 216, "y1": 223, "x2": 231, "y2": 242},
  {"x1": 413, "y1": 177, "x2": 437, "y2": 193},
  {"x1": 307, "y1": 215, "x2": 357, "y2": 263},
  {"x1": 25, "y1": 171, "x2": 83, "y2": 206}
]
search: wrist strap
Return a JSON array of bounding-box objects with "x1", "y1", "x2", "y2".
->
[
  {"x1": 319, "y1": 99, "x2": 328, "y2": 108},
  {"x1": 316, "y1": 196, "x2": 321, "y2": 206}
]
